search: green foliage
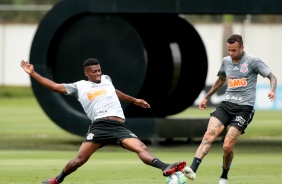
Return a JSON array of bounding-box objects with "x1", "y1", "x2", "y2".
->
[
  {"x1": 1, "y1": 1, "x2": 282, "y2": 24},
  {"x1": 0, "y1": 0, "x2": 60, "y2": 23}
]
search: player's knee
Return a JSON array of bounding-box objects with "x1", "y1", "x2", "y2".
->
[
  {"x1": 133, "y1": 141, "x2": 149, "y2": 154},
  {"x1": 74, "y1": 156, "x2": 88, "y2": 167},
  {"x1": 204, "y1": 130, "x2": 217, "y2": 141},
  {"x1": 139, "y1": 142, "x2": 149, "y2": 152},
  {"x1": 223, "y1": 144, "x2": 233, "y2": 154}
]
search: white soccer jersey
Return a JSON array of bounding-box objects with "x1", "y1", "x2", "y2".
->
[{"x1": 63, "y1": 75, "x2": 125, "y2": 121}]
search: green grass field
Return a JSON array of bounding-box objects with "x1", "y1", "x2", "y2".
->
[{"x1": 0, "y1": 88, "x2": 282, "y2": 184}]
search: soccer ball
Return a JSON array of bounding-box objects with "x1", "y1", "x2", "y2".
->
[{"x1": 166, "y1": 171, "x2": 187, "y2": 184}]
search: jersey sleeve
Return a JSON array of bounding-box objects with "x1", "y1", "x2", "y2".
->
[
  {"x1": 217, "y1": 59, "x2": 227, "y2": 77},
  {"x1": 63, "y1": 82, "x2": 78, "y2": 96},
  {"x1": 104, "y1": 75, "x2": 112, "y2": 83},
  {"x1": 252, "y1": 58, "x2": 271, "y2": 78}
]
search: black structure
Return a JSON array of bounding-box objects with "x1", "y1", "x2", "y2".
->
[{"x1": 30, "y1": 0, "x2": 281, "y2": 142}]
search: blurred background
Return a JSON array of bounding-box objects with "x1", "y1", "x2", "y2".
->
[
  {"x1": 0, "y1": 0, "x2": 281, "y2": 141},
  {"x1": 0, "y1": 2, "x2": 281, "y2": 183},
  {"x1": 0, "y1": 0, "x2": 281, "y2": 111}
]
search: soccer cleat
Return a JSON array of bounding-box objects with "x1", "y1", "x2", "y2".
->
[
  {"x1": 41, "y1": 178, "x2": 59, "y2": 184},
  {"x1": 163, "y1": 161, "x2": 186, "y2": 176},
  {"x1": 219, "y1": 178, "x2": 228, "y2": 184},
  {"x1": 181, "y1": 166, "x2": 196, "y2": 181}
]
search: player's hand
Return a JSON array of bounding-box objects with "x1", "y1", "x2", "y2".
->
[
  {"x1": 133, "y1": 99, "x2": 151, "y2": 108},
  {"x1": 20, "y1": 60, "x2": 34, "y2": 75},
  {"x1": 199, "y1": 98, "x2": 208, "y2": 110},
  {"x1": 268, "y1": 91, "x2": 276, "y2": 102}
]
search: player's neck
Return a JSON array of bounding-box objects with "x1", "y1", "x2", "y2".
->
[{"x1": 233, "y1": 51, "x2": 245, "y2": 64}]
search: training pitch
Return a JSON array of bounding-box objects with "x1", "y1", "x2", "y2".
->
[{"x1": 0, "y1": 96, "x2": 281, "y2": 184}]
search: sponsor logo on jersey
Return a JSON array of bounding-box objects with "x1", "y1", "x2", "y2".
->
[
  {"x1": 233, "y1": 66, "x2": 239, "y2": 71},
  {"x1": 87, "y1": 89, "x2": 107, "y2": 100},
  {"x1": 225, "y1": 95, "x2": 242, "y2": 101},
  {"x1": 228, "y1": 78, "x2": 247, "y2": 88},
  {"x1": 95, "y1": 109, "x2": 108, "y2": 115}
]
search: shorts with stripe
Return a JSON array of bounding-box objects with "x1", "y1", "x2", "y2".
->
[
  {"x1": 84, "y1": 119, "x2": 139, "y2": 147},
  {"x1": 210, "y1": 101, "x2": 255, "y2": 134}
]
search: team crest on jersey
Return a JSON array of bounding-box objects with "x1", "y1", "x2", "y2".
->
[{"x1": 240, "y1": 63, "x2": 248, "y2": 73}]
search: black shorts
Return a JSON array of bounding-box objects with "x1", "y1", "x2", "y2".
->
[
  {"x1": 84, "y1": 119, "x2": 139, "y2": 147},
  {"x1": 210, "y1": 101, "x2": 255, "y2": 134}
]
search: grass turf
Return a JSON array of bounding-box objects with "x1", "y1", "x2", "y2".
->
[
  {"x1": 0, "y1": 149, "x2": 282, "y2": 184},
  {"x1": 0, "y1": 93, "x2": 282, "y2": 183}
]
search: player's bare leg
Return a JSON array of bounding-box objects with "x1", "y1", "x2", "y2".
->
[
  {"x1": 183, "y1": 117, "x2": 225, "y2": 180},
  {"x1": 219, "y1": 126, "x2": 241, "y2": 184},
  {"x1": 195, "y1": 117, "x2": 225, "y2": 159},
  {"x1": 122, "y1": 138, "x2": 186, "y2": 176},
  {"x1": 42, "y1": 142, "x2": 101, "y2": 184}
]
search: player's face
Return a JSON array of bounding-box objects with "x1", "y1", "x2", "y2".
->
[
  {"x1": 227, "y1": 41, "x2": 244, "y2": 62},
  {"x1": 84, "y1": 64, "x2": 102, "y2": 83}
]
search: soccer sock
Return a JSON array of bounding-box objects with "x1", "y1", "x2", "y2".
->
[
  {"x1": 190, "y1": 157, "x2": 202, "y2": 172},
  {"x1": 56, "y1": 169, "x2": 69, "y2": 183},
  {"x1": 220, "y1": 167, "x2": 229, "y2": 179},
  {"x1": 151, "y1": 158, "x2": 169, "y2": 170}
]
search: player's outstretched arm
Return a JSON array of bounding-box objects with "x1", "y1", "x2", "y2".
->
[
  {"x1": 199, "y1": 76, "x2": 226, "y2": 110},
  {"x1": 20, "y1": 60, "x2": 67, "y2": 94},
  {"x1": 267, "y1": 72, "x2": 277, "y2": 101},
  {"x1": 115, "y1": 89, "x2": 150, "y2": 108}
]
